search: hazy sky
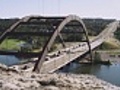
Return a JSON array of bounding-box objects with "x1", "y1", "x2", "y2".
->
[{"x1": 0, "y1": 0, "x2": 120, "y2": 19}]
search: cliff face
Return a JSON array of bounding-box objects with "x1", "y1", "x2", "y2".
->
[{"x1": 0, "y1": 63, "x2": 120, "y2": 90}]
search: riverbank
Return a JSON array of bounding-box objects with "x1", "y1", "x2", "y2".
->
[{"x1": 0, "y1": 63, "x2": 120, "y2": 90}]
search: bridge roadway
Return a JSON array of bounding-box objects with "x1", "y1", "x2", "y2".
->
[{"x1": 37, "y1": 21, "x2": 119, "y2": 73}]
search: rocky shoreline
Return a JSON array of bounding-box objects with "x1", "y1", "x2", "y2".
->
[{"x1": 0, "y1": 63, "x2": 120, "y2": 90}]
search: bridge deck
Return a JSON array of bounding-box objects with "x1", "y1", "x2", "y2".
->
[{"x1": 39, "y1": 21, "x2": 119, "y2": 73}]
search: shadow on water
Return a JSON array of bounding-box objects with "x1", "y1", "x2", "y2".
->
[{"x1": 59, "y1": 62, "x2": 120, "y2": 86}]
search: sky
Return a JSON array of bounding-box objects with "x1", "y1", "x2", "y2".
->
[{"x1": 0, "y1": 0, "x2": 120, "y2": 19}]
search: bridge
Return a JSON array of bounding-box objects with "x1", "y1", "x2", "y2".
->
[{"x1": 0, "y1": 15, "x2": 119, "y2": 73}]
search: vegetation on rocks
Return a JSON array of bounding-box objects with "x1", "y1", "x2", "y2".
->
[
  {"x1": 99, "y1": 41, "x2": 120, "y2": 50},
  {"x1": 114, "y1": 28, "x2": 120, "y2": 41}
]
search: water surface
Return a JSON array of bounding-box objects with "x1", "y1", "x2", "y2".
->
[
  {"x1": 0, "y1": 55, "x2": 19, "y2": 66},
  {"x1": 60, "y1": 62, "x2": 120, "y2": 86}
]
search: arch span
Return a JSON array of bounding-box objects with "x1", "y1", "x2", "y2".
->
[
  {"x1": 0, "y1": 16, "x2": 31, "y2": 43},
  {"x1": 33, "y1": 15, "x2": 92, "y2": 73},
  {"x1": 0, "y1": 15, "x2": 92, "y2": 73}
]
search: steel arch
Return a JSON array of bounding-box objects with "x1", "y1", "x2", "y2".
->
[
  {"x1": 33, "y1": 15, "x2": 92, "y2": 73},
  {"x1": 0, "y1": 16, "x2": 32, "y2": 43}
]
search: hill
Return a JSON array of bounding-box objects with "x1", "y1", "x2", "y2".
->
[{"x1": 0, "y1": 18, "x2": 115, "y2": 36}]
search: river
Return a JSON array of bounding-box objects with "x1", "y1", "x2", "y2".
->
[
  {"x1": 0, "y1": 55, "x2": 19, "y2": 66},
  {"x1": 59, "y1": 62, "x2": 120, "y2": 87}
]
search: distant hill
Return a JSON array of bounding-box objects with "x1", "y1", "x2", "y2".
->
[
  {"x1": 83, "y1": 18, "x2": 115, "y2": 35},
  {"x1": 0, "y1": 18, "x2": 115, "y2": 36},
  {"x1": 0, "y1": 17, "x2": 120, "y2": 50},
  {"x1": 0, "y1": 18, "x2": 19, "y2": 34}
]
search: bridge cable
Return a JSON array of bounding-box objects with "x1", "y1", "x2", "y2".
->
[
  {"x1": 42, "y1": 0, "x2": 44, "y2": 15},
  {"x1": 48, "y1": 0, "x2": 61, "y2": 72},
  {"x1": 6, "y1": 38, "x2": 9, "y2": 65},
  {"x1": 58, "y1": 0, "x2": 60, "y2": 15}
]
